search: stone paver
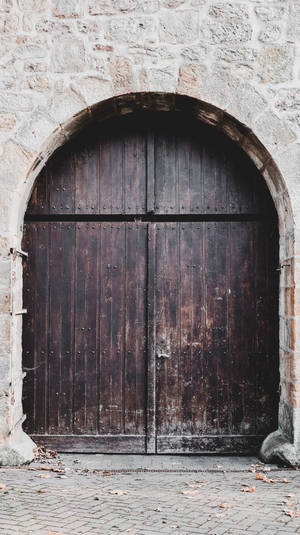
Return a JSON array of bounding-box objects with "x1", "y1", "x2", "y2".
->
[{"x1": 0, "y1": 456, "x2": 299, "y2": 535}]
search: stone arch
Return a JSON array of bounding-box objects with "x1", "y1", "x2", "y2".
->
[{"x1": 3, "y1": 91, "x2": 299, "y2": 466}]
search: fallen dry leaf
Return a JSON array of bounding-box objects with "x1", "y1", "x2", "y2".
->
[
  {"x1": 109, "y1": 489, "x2": 127, "y2": 495},
  {"x1": 37, "y1": 489, "x2": 46, "y2": 494},
  {"x1": 180, "y1": 488, "x2": 201, "y2": 497},
  {"x1": 242, "y1": 486, "x2": 255, "y2": 492},
  {"x1": 255, "y1": 473, "x2": 289, "y2": 484},
  {"x1": 0, "y1": 484, "x2": 5, "y2": 490},
  {"x1": 220, "y1": 502, "x2": 230, "y2": 509},
  {"x1": 284, "y1": 510, "x2": 300, "y2": 518},
  {"x1": 36, "y1": 473, "x2": 51, "y2": 479},
  {"x1": 188, "y1": 482, "x2": 206, "y2": 489}
]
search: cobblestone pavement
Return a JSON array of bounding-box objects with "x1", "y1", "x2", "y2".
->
[{"x1": 0, "y1": 456, "x2": 299, "y2": 535}]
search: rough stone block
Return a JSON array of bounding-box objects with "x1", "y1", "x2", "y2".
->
[
  {"x1": 77, "y1": 19, "x2": 102, "y2": 34},
  {"x1": 88, "y1": 0, "x2": 115, "y2": 15},
  {"x1": 1, "y1": 93, "x2": 33, "y2": 112},
  {"x1": 17, "y1": 0, "x2": 45, "y2": 10},
  {"x1": 203, "y1": 18, "x2": 252, "y2": 43},
  {"x1": 15, "y1": 44, "x2": 47, "y2": 59},
  {"x1": 215, "y1": 46, "x2": 256, "y2": 64},
  {"x1": 255, "y1": 4, "x2": 285, "y2": 22},
  {"x1": 159, "y1": 11, "x2": 199, "y2": 44},
  {"x1": 275, "y1": 88, "x2": 300, "y2": 113},
  {"x1": 0, "y1": 237, "x2": 9, "y2": 258},
  {"x1": 0, "y1": 113, "x2": 16, "y2": 130},
  {"x1": 35, "y1": 18, "x2": 73, "y2": 33},
  {"x1": 16, "y1": 107, "x2": 56, "y2": 152},
  {"x1": 253, "y1": 111, "x2": 296, "y2": 154},
  {"x1": 0, "y1": 292, "x2": 10, "y2": 314},
  {"x1": 52, "y1": 0, "x2": 84, "y2": 18},
  {"x1": 177, "y1": 63, "x2": 202, "y2": 98},
  {"x1": 108, "y1": 16, "x2": 157, "y2": 45},
  {"x1": 260, "y1": 429, "x2": 298, "y2": 467},
  {"x1": 209, "y1": 3, "x2": 249, "y2": 19},
  {"x1": 0, "y1": 428, "x2": 35, "y2": 465},
  {"x1": 180, "y1": 44, "x2": 207, "y2": 63},
  {"x1": 51, "y1": 37, "x2": 85, "y2": 73},
  {"x1": 258, "y1": 23, "x2": 281, "y2": 43},
  {"x1": 258, "y1": 45, "x2": 295, "y2": 83},
  {"x1": 0, "y1": 0, "x2": 13, "y2": 12},
  {"x1": 24, "y1": 61, "x2": 48, "y2": 73},
  {"x1": 50, "y1": 88, "x2": 86, "y2": 124},
  {"x1": 25, "y1": 75, "x2": 50, "y2": 91},
  {"x1": 147, "y1": 67, "x2": 177, "y2": 92},
  {"x1": 109, "y1": 56, "x2": 134, "y2": 94},
  {"x1": 115, "y1": 0, "x2": 137, "y2": 10},
  {"x1": 0, "y1": 14, "x2": 18, "y2": 32},
  {"x1": 288, "y1": 2, "x2": 300, "y2": 41},
  {"x1": 72, "y1": 76, "x2": 113, "y2": 106}
]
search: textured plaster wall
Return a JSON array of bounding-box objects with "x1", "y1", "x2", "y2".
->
[{"x1": 0, "y1": 0, "x2": 299, "y2": 464}]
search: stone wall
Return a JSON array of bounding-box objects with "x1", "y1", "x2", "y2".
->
[{"x1": 0, "y1": 0, "x2": 299, "y2": 465}]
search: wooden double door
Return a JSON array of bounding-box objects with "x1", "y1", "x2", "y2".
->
[{"x1": 22, "y1": 113, "x2": 279, "y2": 453}]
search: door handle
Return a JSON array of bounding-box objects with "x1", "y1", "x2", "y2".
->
[
  {"x1": 156, "y1": 352, "x2": 170, "y2": 360},
  {"x1": 156, "y1": 349, "x2": 170, "y2": 371}
]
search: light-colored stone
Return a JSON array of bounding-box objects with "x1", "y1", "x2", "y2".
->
[
  {"x1": 288, "y1": 3, "x2": 300, "y2": 41},
  {"x1": 209, "y1": 3, "x2": 249, "y2": 19},
  {"x1": 258, "y1": 45, "x2": 295, "y2": 83},
  {"x1": 253, "y1": 111, "x2": 296, "y2": 153},
  {"x1": 16, "y1": 107, "x2": 56, "y2": 152},
  {"x1": 49, "y1": 88, "x2": 86, "y2": 124},
  {"x1": 52, "y1": 0, "x2": 84, "y2": 18},
  {"x1": 147, "y1": 66, "x2": 178, "y2": 92},
  {"x1": 17, "y1": 0, "x2": 45, "y2": 11},
  {"x1": 159, "y1": 11, "x2": 199, "y2": 44},
  {"x1": 25, "y1": 75, "x2": 50, "y2": 91},
  {"x1": 108, "y1": 16, "x2": 157, "y2": 45},
  {"x1": 202, "y1": 18, "x2": 252, "y2": 44},
  {"x1": 35, "y1": 18, "x2": 73, "y2": 33},
  {"x1": 0, "y1": 428, "x2": 35, "y2": 465},
  {"x1": 258, "y1": 23, "x2": 281, "y2": 43},
  {"x1": 260, "y1": 429, "x2": 299, "y2": 467},
  {"x1": 72, "y1": 76, "x2": 113, "y2": 106},
  {"x1": 109, "y1": 56, "x2": 135, "y2": 94},
  {"x1": 88, "y1": 0, "x2": 115, "y2": 15},
  {"x1": 0, "y1": 0, "x2": 13, "y2": 12},
  {"x1": 51, "y1": 38, "x2": 85, "y2": 73},
  {"x1": 14, "y1": 44, "x2": 47, "y2": 60},
  {"x1": 215, "y1": 46, "x2": 256, "y2": 64},
  {"x1": 0, "y1": 113, "x2": 16, "y2": 129},
  {"x1": 255, "y1": 5, "x2": 285, "y2": 22},
  {"x1": 0, "y1": 13, "x2": 18, "y2": 32}
]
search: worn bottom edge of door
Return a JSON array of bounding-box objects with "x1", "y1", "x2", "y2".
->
[
  {"x1": 31, "y1": 435, "x2": 147, "y2": 453},
  {"x1": 156, "y1": 435, "x2": 266, "y2": 454},
  {"x1": 31, "y1": 434, "x2": 266, "y2": 454}
]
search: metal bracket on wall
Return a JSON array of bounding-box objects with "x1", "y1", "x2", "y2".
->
[
  {"x1": 10, "y1": 247, "x2": 28, "y2": 259},
  {"x1": 276, "y1": 263, "x2": 291, "y2": 271}
]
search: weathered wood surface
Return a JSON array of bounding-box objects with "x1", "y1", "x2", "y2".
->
[
  {"x1": 27, "y1": 113, "x2": 275, "y2": 218},
  {"x1": 23, "y1": 112, "x2": 279, "y2": 453}
]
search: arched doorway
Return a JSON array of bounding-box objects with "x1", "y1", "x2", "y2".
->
[{"x1": 22, "y1": 111, "x2": 279, "y2": 454}]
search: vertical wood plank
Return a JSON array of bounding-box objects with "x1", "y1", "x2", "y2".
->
[{"x1": 146, "y1": 223, "x2": 156, "y2": 453}]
